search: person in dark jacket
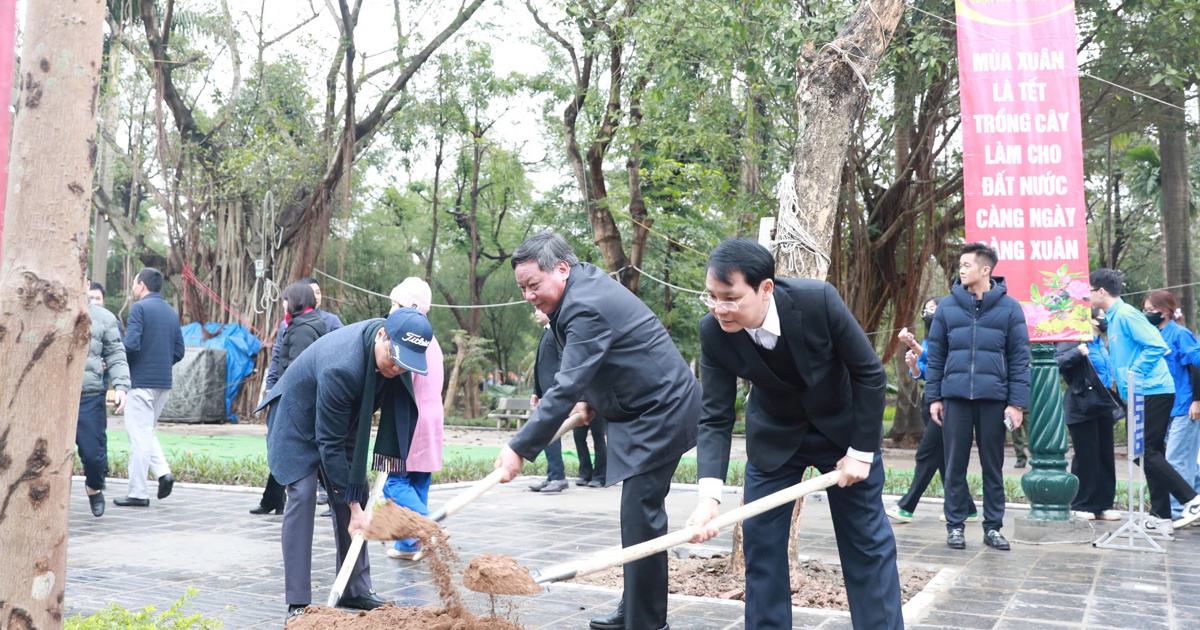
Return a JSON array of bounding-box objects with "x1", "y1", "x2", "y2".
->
[
  {"x1": 252, "y1": 283, "x2": 328, "y2": 515},
  {"x1": 117, "y1": 268, "x2": 185, "y2": 507},
  {"x1": 527, "y1": 308, "x2": 570, "y2": 494},
  {"x1": 1057, "y1": 311, "x2": 1123, "y2": 521},
  {"x1": 260, "y1": 308, "x2": 431, "y2": 620},
  {"x1": 80, "y1": 281, "x2": 130, "y2": 517},
  {"x1": 925, "y1": 243, "x2": 1031, "y2": 551},
  {"x1": 686, "y1": 240, "x2": 902, "y2": 630},
  {"x1": 265, "y1": 276, "x2": 343, "y2": 390},
  {"x1": 887, "y1": 296, "x2": 979, "y2": 524},
  {"x1": 494, "y1": 231, "x2": 700, "y2": 630}
]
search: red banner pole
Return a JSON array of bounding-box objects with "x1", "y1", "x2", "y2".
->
[{"x1": 0, "y1": 0, "x2": 18, "y2": 259}]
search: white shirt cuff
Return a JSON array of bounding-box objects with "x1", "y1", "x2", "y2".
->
[
  {"x1": 846, "y1": 447, "x2": 875, "y2": 464},
  {"x1": 698, "y1": 477, "x2": 724, "y2": 504}
]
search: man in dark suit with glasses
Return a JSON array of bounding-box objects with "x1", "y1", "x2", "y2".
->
[{"x1": 687, "y1": 239, "x2": 903, "y2": 630}]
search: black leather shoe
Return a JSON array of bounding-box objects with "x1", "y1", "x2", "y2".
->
[
  {"x1": 528, "y1": 478, "x2": 550, "y2": 492},
  {"x1": 320, "y1": 509, "x2": 332, "y2": 517},
  {"x1": 575, "y1": 476, "x2": 591, "y2": 487},
  {"x1": 588, "y1": 479, "x2": 605, "y2": 488},
  {"x1": 947, "y1": 528, "x2": 966, "y2": 549},
  {"x1": 250, "y1": 504, "x2": 284, "y2": 515},
  {"x1": 157, "y1": 474, "x2": 175, "y2": 499},
  {"x1": 1015, "y1": 460, "x2": 1027, "y2": 469},
  {"x1": 89, "y1": 492, "x2": 105, "y2": 517},
  {"x1": 984, "y1": 529, "x2": 1011, "y2": 550},
  {"x1": 337, "y1": 590, "x2": 387, "y2": 610},
  {"x1": 589, "y1": 601, "x2": 624, "y2": 630},
  {"x1": 114, "y1": 496, "x2": 150, "y2": 507}
]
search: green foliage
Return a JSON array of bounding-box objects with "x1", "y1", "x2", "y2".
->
[{"x1": 65, "y1": 588, "x2": 222, "y2": 630}]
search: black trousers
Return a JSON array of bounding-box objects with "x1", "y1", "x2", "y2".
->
[
  {"x1": 1140, "y1": 394, "x2": 1198, "y2": 519},
  {"x1": 574, "y1": 416, "x2": 607, "y2": 482},
  {"x1": 619, "y1": 455, "x2": 679, "y2": 630},
  {"x1": 1067, "y1": 415, "x2": 1116, "y2": 514},
  {"x1": 76, "y1": 394, "x2": 109, "y2": 491},
  {"x1": 942, "y1": 399, "x2": 1007, "y2": 533},
  {"x1": 744, "y1": 430, "x2": 903, "y2": 630},
  {"x1": 898, "y1": 401, "x2": 979, "y2": 516},
  {"x1": 260, "y1": 473, "x2": 287, "y2": 509}
]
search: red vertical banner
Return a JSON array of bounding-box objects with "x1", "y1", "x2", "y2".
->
[
  {"x1": 0, "y1": 0, "x2": 16, "y2": 258},
  {"x1": 957, "y1": 0, "x2": 1091, "y2": 341}
]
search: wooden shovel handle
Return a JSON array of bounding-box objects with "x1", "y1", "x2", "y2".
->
[
  {"x1": 326, "y1": 471, "x2": 390, "y2": 606},
  {"x1": 429, "y1": 413, "x2": 583, "y2": 523},
  {"x1": 534, "y1": 470, "x2": 843, "y2": 584}
]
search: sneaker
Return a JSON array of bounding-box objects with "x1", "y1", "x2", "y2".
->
[
  {"x1": 1097, "y1": 510, "x2": 1123, "y2": 521},
  {"x1": 1072, "y1": 511, "x2": 1096, "y2": 521},
  {"x1": 939, "y1": 512, "x2": 981, "y2": 523},
  {"x1": 386, "y1": 548, "x2": 425, "y2": 561},
  {"x1": 983, "y1": 529, "x2": 1011, "y2": 551},
  {"x1": 886, "y1": 506, "x2": 913, "y2": 523},
  {"x1": 1173, "y1": 497, "x2": 1200, "y2": 529},
  {"x1": 947, "y1": 528, "x2": 966, "y2": 549},
  {"x1": 539, "y1": 479, "x2": 569, "y2": 493},
  {"x1": 1146, "y1": 517, "x2": 1175, "y2": 536}
]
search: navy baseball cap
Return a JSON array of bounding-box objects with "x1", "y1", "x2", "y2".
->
[{"x1": 384, "y1": 308, "x2": 432, "y2": 375}]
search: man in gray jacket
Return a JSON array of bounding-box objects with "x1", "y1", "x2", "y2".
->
[
  {"x1": 495, "y1": 231, "x2": 700, "y2": 630},
  {"x1": 80, "y1": 281, "x2": 130, "y2": 517}
]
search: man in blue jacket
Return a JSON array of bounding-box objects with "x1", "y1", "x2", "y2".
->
[
  {"x1": 1089, "y1": 269, "x2": 1200, "y2": 533},
  {"x1": 261, "y1": 308, "x2": 432, "y2": 620},
  {"x1": 925, "y1": 243, "x2": 1030, "y2": 551},
  {"x1": 117, "y1": 268, "x2": 185, "y2": 507}
]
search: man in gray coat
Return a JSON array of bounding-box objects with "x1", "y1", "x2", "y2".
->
[
  {"x1": 494, "y1": 231, "x2": 700, "y2": 630},
  {"x1": 79, "y1": 281, "x2": 130, "y2": 517},
  {"x1": 260, "y1": 308, "x2": 432, "y2": 621}
]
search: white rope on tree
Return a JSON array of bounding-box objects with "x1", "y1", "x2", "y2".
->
[{"x1": 773, "y1": 167, "x2": 831, "y2": 280}]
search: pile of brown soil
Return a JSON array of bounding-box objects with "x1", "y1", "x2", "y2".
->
[
  {"x1": 573, "y1": 555, "x2": 935, "y2": 610},
  {"x1": 463, "y1": 554, "x2": 542, "y2": 595},
  {"x1": 287, "y1": 501, "x2": 527, "y2": 629},
  {"x1": 284, "y1": 604, "x2": 522, "y2": 630}
]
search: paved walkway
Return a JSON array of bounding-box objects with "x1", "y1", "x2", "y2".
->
[{"x1": 66, "y1": 476, "x2": 1200, "y2": 629}]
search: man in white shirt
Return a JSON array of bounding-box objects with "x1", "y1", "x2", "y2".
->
[{"x1": 687, "y1": 239, "x2": 902, "y2": 630}]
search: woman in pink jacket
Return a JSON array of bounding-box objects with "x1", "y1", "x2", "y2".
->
[{"x1": 384, "y1": 278, "x2": 445, "y2": 560}]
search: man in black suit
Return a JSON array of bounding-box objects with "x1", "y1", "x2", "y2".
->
[
  {"x1": 687, "y1": 240, "x2": 903, "y2": 630},
  {"x1": 494, "y1": 230, "x2": 700, "y2": 630}
]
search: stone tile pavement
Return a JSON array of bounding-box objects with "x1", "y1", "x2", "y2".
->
[{"x1": 66, "y1": 476, "x2": 1200, "y2": 629}]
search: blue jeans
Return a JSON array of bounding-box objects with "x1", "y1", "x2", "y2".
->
[
  {"x1": 383, "y1": 472, "x2": 432, "y2": 552},
  {"x1": 1167, "y1": 415, "x2": 1200, "y2": 518}
]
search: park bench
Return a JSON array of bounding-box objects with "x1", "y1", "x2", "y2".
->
[{"x1": 488, "y1": 397, "x2": 532, "y2": 430}]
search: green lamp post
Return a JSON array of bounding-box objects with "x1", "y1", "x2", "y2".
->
[{"x1": 1014, "y1": 342, "x2": 1092, "y2": 542}]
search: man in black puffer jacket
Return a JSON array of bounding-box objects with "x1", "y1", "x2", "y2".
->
[{"x1": 926, "y1": 243, "x2": 1031, "y2": 551}]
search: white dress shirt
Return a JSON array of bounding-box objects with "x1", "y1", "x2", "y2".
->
[{"x1": 699, "y1": 294, "x2": 874, "y2": 503}]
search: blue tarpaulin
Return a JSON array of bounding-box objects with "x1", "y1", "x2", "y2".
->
[{"x1": 181, "y1": 322, "x2": 263, "y2": 422}]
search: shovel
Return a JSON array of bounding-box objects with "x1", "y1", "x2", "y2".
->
[
  {"x1": 428, "y1": 413, "x2": 584, "y2": 523},
  {"x1": 325, "y1": 471, "x2": 390, "y2": 607},
  {"x1": 528, "y1": 470, "x2": 842, "y2": 585}
]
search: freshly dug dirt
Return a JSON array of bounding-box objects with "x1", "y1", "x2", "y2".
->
[
  {"x1": 364, "y1": 501, "x2": 443, "y2": 542},
  {"x1": 573, "y1": 555, "x2": 935, "y2": 610},
  {"x1": 288, "y1": 501, "x2": 528, "y2": 628},
  {"x1": 463, "y1": 554, "x2": 542, "y2": 595},
  {"x1": 284, "y1": 604, "x2": 522, "y2": 630}
]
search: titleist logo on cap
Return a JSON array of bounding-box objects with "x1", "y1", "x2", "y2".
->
[{"x1": 402, "y1": 331, "x2": 430, "y2": 347}]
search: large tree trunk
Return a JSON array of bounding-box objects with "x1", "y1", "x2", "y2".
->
[
  {"x1": 0, "y1": 1, "x2": 105, "y2": 627},
  {"x1": 1159, "y1": 94, "x2": 1193, "y2": 328},
  {"x1": 770, "y1": 0, "x2": 906, "y2": 575},
  {"x1": 774, "y1": 0, "x2": 906, "y2": 280}
]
